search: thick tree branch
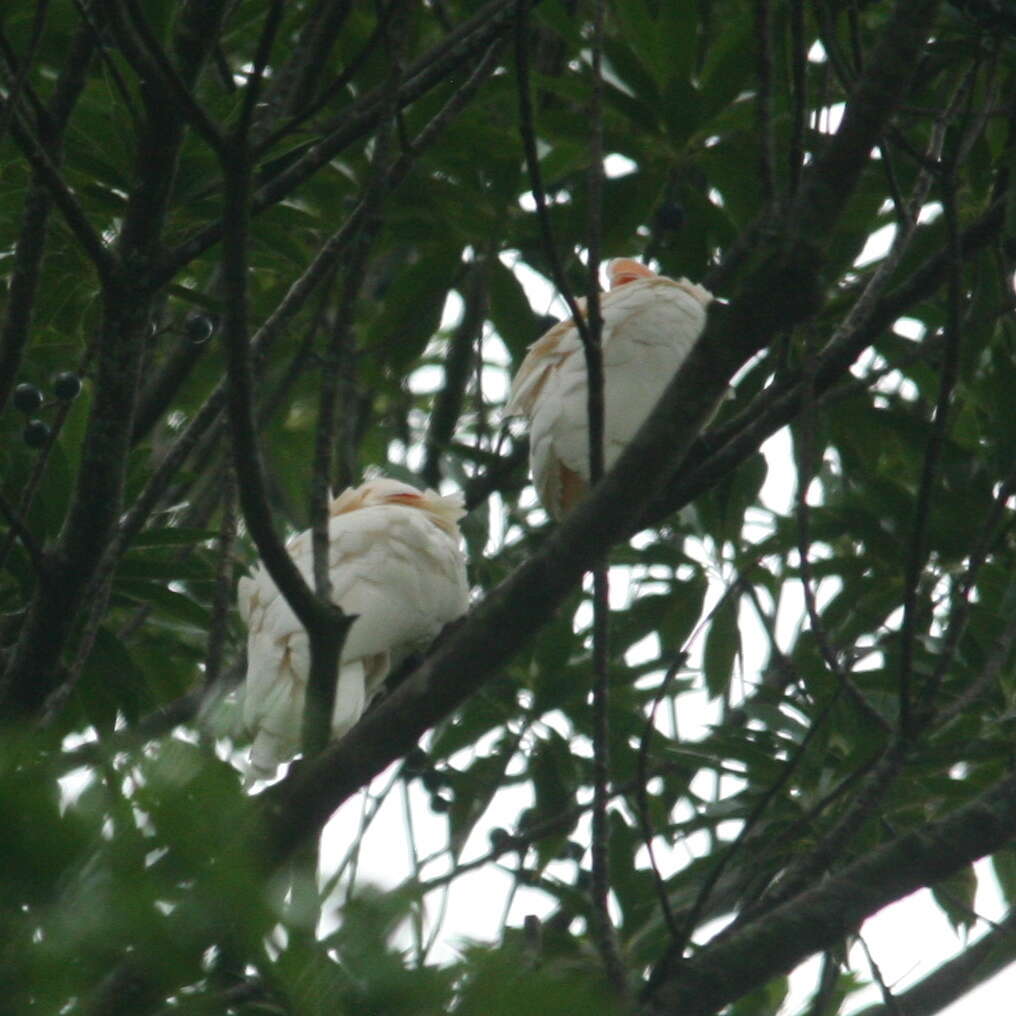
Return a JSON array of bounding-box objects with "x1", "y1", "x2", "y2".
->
[
  {"x1": 261, "y1": 258, "x2": 823, "y2": 862},
  {"x1": 258, "y1": 0, "x2": 942, "y2": 877},
  {"x1": 645, "y1": 195, "x2": 1004, "y2": 530},
  {"x1": 643, "y1": 773, "x2": 1016, "y2": 1015},
  {"x1": 853, "y1": 909, "x2": 1016, "y2": 1016}
]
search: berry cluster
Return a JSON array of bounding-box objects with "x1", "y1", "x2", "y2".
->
[{"x1": 11, "y1": 372, "x2": 82, "y2": 448}]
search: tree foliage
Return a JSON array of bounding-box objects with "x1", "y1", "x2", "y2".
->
[{"x1": 1, "y1": 0, "x2": 1016, "y2": 1013}]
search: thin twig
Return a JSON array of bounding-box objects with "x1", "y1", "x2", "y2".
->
[
  {"x1": 581, "y1": 0, "x2": 622, "y2": 994},
  {"x1": 237, "y1": 0, "x2": 285, "y2": 136},
  {"x1": 651, "y1": 683, "x2": 846, "y2": 989},
  {"x1": 204, "y1": 461, "x2": 237, "y2": 689},
  {"x1": 740, "y1": 739, "x2": 908, "y2": 925},
  {"x1": 898, "y1": 161, "x2": 964, "y2": 738},
  {"x1": 792, "y1": 358, "x2": 891, "y2": 732},
  {"x1": 157, "y1": 0, "x2": 519, "y2": 286},
  {"x1": 303, "y1": 0, "x2": 403, "y2": 754},
  {"x1": 117, "y1": 43, "x2": 504, "y2": 561},
  {"x1": 922, "y1": 466, "x2": 1016, "y2": 721},
  {"x1": 4, "y1": 106, "x2": 113, "y2": 283},
  {"x1": 0, "y1": 21, "x2": 94, "y2": 413},
  {"x1": 851, "y1": 908, "x2": 1016, "y2": 1016},
  {"x1": 805, "y1": 952, "x2": 843, "y2": 1016},
  {"x1": 0, "y1": 397, "x2": 74, "y2": 577},
  {"x1": 119, "y1": 0, "x2": 225, "y2": 151},
  {"x1": 858, "y1": 934, "x2": 906, "y2": 1016},
  {"x1": 0, "y1": 489, "x2": 45, "y2": 575},
  {"x1": 788, "y1": 0, "x2": 806, "y2": 196},
  {"x1": 0, "y1": 0, "x2": 50, "y2": 148},
  {"x1": 219, "y1": 141, "x2": 329, "y2": 646},
  {"x1": 634, "y1": 655, "x2": 687, "y2": 943},
  {"x1": 755, "y1": 0, "x2": 776, "y2": 203},
  {"x1": 513, "y1": 0, "x2": 591, "y2": 348},
  {"x1": 70, "y1": 0, "x2": 141, "y2": 126},
  {"x1": 423, "y1": 259, "x2": 489, "y2": 487}
]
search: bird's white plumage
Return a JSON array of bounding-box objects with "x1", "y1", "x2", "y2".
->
[
  {"x1": 505, "y1": 261, "x2": 712, "y2": 518},
  {"x1": 238, "y1": 478, "x2": 469, "y2": 778}
]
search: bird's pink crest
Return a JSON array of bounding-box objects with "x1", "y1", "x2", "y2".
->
[{"x1": 607, "y1": 258, "x2": 656, "y2": 289}]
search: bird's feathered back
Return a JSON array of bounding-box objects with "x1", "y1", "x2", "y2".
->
[
  {"x1": 505, "y1": 259, "x2": 712, "y2": 518},
  {"x1": 238, "y1": 478, "x2": 469, "y2": 779}
]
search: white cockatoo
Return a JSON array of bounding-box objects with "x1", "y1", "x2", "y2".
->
[
  {"x1": 237, "y1": 477, "x2": 469, "y2": 778},
  {"x1": 505, "y1": 258, "x2": 712, "y2": 519}
]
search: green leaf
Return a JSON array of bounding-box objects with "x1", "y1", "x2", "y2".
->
[
  {"x1": 703, "y1": 590, "x2": 741, "y2": 698},
  {"x1": 488, "y1": 260, "x2": 539, "y2": 363},
  {"x1": 932, "y1": 864, "x2": 978, "y2": 935}
]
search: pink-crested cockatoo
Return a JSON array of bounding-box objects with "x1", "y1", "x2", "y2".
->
[
  {"x1": 238, "y1": 477, "x2": 469, "y2": 778},
  {"x1": 504, "y1": 258, "x2": 712, "y2": 519}
]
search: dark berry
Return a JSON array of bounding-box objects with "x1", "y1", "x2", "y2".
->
[
  {"x1": 22, "y1": 419, "x2": 51, "y2": 448},
  {"x1": 489, "y1": 827, "x2": 514, "y2": 853},
  {"x1": 52, "y1": 372, "x2": 82, "y2": 401},
  {"x1": 429, "y1": 794, "x2": 451, "y2": 813},
  {"x1": 654, "y1": 201, "x2": 685, "y2": 232},
  {"x1": 13, "y1": 383, "x2": 43, "y2": 414},
  {"x1": 403, "y1": 747, "x2": 429, "y2": 777},
  {"x1": 565, "y1": 840, "x2": 585, "y2": 861},
  {"x1": 420, "y1": 768, "x2": 445, "y2": 793},
  {"x1": 185, "y1": 314, "x2": 216, "y2": 344}
]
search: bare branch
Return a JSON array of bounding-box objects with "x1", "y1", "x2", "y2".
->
[
  {"x1": 645, "y1": 770, "x2": 1016, "y2": 1015},
  {"x1": 258, "y1": 0, "x2": 945, "y2": 869},
  {"x1": 853, "y1": 909, "x2": 1016, "y2": 1016}
]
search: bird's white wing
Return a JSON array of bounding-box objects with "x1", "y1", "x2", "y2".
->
[
  {"x1": 241, "y1": 502, "x2": 469, "y2": 777},
  {"x1": 504, "y1": 302, "x2": 586, "y2": 418},
  {"x1": 527, "y1": 277, "x2": 709, "y2": 515},
  {"x1": 332, "y1": 504, "x2": 468, "y2": 662}
]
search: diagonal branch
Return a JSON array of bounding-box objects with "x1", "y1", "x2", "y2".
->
[
  {"x1": 644, "y1": 772, "x2": 1016, "y2": 1015},
  {"x1": 261, "y1": 259, "x2": 823, "y2": 863},
  {"x1": 116, "y1": 0, "x2": 225, "y2": 151},
  {"x1": 259, "y1": 0, "x2": 943, "y2": 879},
  {"x1": 853, "y1": 908, "x2": 1016, "y2": 1016},
  {"x1": 645, "y1": 195, "x2": 1004, "y2": 532},
  {"x1": 4, "y1": 105, "x2": 114, "y2": 284}
]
